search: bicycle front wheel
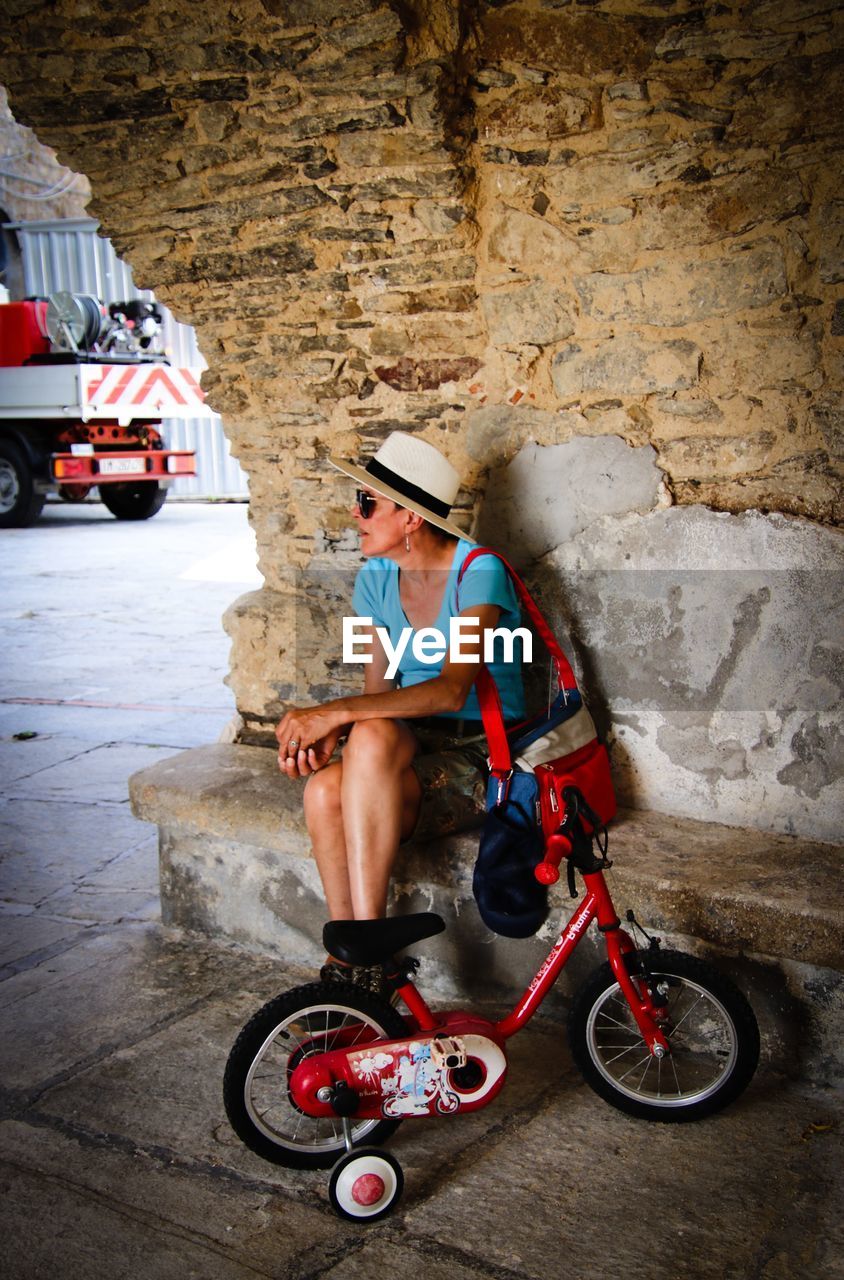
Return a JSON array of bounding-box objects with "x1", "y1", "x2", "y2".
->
[
  {"x1": 223, "y1": 981, "x2": 408, "y2": 1168},
  {"x1": 568, "y1": 950, "x2": 759, "y2": 1122}
]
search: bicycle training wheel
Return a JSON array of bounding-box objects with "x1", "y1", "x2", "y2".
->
[
  {"x1": 223, "y1": 981, "x2": 408, "y2": 1168},
  {"x1": 568, "y1": 949, "x2": 760, "y2": 1122},
  {"x1": 328, "y1": 1147, "x2": 404, "y2": 1222}
]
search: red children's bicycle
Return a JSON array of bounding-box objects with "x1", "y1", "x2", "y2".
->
[{"x1": 224, "y1": 806, "x2": 761, "y2": 1222}]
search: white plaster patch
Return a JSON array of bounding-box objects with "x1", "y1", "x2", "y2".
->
[
  {"x1": 552, "y1": 508, "x2": 844, "y2": 842},
  {"x1": 550, "y1": 507, "x2": 844, "y2": 572},
  {"x1": 477, "y1": 435, "x2": 662, "y2": 560}
]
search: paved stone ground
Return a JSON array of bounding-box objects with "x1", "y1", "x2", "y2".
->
[{"x1": 1, "y1": 501, "x2": 842, "y2": 1279}]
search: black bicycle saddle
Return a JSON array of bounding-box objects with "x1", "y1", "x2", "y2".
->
[{"x1": 323, "y1": 912, "x2": 445, "y2": 967}]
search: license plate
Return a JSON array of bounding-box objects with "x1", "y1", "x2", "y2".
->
[{"x1": 99, "y1": 457, "x2": 146, "y2": 475}]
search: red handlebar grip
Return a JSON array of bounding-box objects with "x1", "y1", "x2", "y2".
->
[{"x1": 534, "y1": 832, "x2": 572, "y2": 884}]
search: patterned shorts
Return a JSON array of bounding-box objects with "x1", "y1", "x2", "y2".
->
[{"x1": 406, "y1": 722, "x2": 489, "y2": 844}]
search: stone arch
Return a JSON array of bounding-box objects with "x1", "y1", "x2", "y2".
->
[{"x1": 1, "y1": 0, "x2": 841, "y2": 837}]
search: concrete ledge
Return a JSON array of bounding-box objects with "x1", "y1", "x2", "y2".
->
[{"x1": 130, "y1": 744, "x2": 844, "y2": 1083}]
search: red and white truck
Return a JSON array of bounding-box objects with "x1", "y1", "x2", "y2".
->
[{"x1": 0, "y1": 290, "x2": 211, "y2": 526}]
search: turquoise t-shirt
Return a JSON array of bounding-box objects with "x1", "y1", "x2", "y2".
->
[{"x1": 351, "y1": 538, "x2": 526, "y2": 721}]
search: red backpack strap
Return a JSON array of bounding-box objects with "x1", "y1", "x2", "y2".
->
[
  {"x1": 475, "y1": 664, "x2": 512, "y2": 790},
  {"x1": 456, "y1": 547, "x2": 579, "y2": 791},
  {"x1": 457, "y1": 547, "x2": 578, "y2": 693}
]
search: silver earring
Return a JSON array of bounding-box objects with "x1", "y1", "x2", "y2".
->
[{"x1": 405, "y1": 534, "x2": 411, "y2": 552}]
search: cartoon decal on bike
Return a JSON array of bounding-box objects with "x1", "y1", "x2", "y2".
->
[
  {"x1": 345, "y1": 1034, "x2": 506, "y2": 1119},
  {"x1": 364, "y1": 1040, "x2": 458, "y2": 1117}
]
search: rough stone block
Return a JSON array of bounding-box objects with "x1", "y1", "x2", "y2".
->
[
  {"x1": 222, "y1": 587, "x2": 299, "y2": 732},
  {"x1": 413, "y1": 199, "x2": 467, "y2": 235},
  {"x1": 335, "y1": 130, "x2": 450, "y2": 167},
  {"x1": 464, "y1": 404, "x2": 587, "y2": 465},
  {"x1": 481, "y1": 144, "x2": 550, "y2": 167},
  {"x1": 262, "y1": 0, "x2": 376, "y2": 25},
  {"x1": 353, "y1": 170, "x2": 462, "y2": 200},
  {"x1": 482, "y1": 280, "x2": 575, "y2": 347},
  {"x1": 543, "y1": 146, "x2": 700, "y2": 209},
  {"x1": 727, "y1": 49, "x2": 843, "y2": 150},
  {"x1": 480, "y1": 8, "x2": 658, "y2": 76},
  {"x1": 812, "y1": 394, "x2": 844, "y2": 459},
  {"x1": 322, "y1": 7, "x2": 402, "y2": 53},
  {"x1": 832, "y1": 299, "x2": 844, "y2": 336},
  {"x1": 606, "y1": 81, "x2": 649, "y2": 103},
  {"x1": 289, "y1": 103, "x2": 403, "y2": 140},
  {"x1": 364, "y1": 285, "x2": 476, "y2": 315},
  {"x1": 477, "y1": 86, "x2": 593, "y2": 142},
  {"x1": 657, "y1": 431, "x2": 777, "y2": 480},
  {"x1": 674, "y1": 462, "x2": 842, "y2": 527},
  {"x1": 552, "y1": 337, "x2": 701, "y2": 399},
  {"x1": 373, "y1": 356, "x2": 482, "y2": 391},
  {"x1": 486, "y1": 206, "x2": 577, "y2": 275},
  {"x1": 655, "y1": 25, "x2": 795, "y2": 63},
  {"x1": 574, "y1": 244, "x2": 788, "y2": 326},
  {"x1": 578, "y1": 169, "x2": 807, "y2": 261},
  {"x1": 30, "y1": 86, "x2": 175, "y2": 126},
  {"x1": 816, "y1": 200, "x2": 844, "y2": 284},
  {"x1": 361, "y1": 253, "x2": 475, "y2": 287},
  {"x1": 703, "y1": 323, "x2": 821, "y2": 394}
]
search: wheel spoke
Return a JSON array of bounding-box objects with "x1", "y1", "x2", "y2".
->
[
  {"x1": 602, "y1": 1044, "x2": 645, "y2": 1067},
  {"x1": 635, "y1": 1054, "x2": 655, "y2": 1091},
  {"x1": 665, "y1": 991, "x2": 706, "y2": 1036},
  {"x1": 616, "y1": 1050, "x2": 654, "y2": 1085},
  {"x1": 227, "y1": 987, "x2": 407, "y2": 1164},
  {"x1": 595, "y1": 1010, "x2": 638, "y2": 1034},
  {"x1": 577, "y1": 957, "x2": 749, "y2": 1112}
]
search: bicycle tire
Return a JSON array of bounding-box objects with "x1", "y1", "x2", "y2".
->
[
  {"x1": 568, "y1": 949, "x2": 760, "y2": 1122},
  {"x1": 223, "y1": 981, "x2": 408, "y2": 1169}
]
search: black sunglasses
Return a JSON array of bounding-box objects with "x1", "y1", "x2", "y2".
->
[{"x1": 355, "y1": 489, "x2": 377, "y2": 519}]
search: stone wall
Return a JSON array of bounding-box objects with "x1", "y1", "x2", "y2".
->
[{"x1": 1, "y1": 0, "x2": 841, "y2": 839}]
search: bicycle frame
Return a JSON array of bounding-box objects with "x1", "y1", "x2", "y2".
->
[{"x1": 393, "y1": 865, "x2": 671, "y2": 1056}]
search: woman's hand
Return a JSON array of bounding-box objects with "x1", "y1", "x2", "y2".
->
[{"x1": 276, "y1": 706, "x2": 344, "y2": 778}]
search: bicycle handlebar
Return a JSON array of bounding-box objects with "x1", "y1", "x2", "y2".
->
[
  {"x1": 534, "y1": 832, "x2": 572, "y2": 885},
  {"x1": 534, "y1": 786, "x2": 611, "y2": 886}
]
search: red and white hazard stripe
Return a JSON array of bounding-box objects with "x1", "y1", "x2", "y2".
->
[{"x1": 82, "y1": 364, "x2": 208, "y2": 416}]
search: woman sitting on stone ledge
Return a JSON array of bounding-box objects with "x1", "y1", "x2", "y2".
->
[{"x1": 275, "y1": 430, "x2": 525, "y2": 989}]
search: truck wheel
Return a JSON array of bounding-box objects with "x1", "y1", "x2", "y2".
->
[
  {"x1": 100, "y1": 481, "x2": 167, "y2": 520},
  {"x1": 0, "y1": 439, "x2": 46, "y2": 528}
]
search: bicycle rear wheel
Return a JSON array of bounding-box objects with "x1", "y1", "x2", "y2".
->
[
  {"x1": 568, "y1": 949, "x2": 759, "y2": 1122},
  {"x1": 223, "y1": 981, "x2": 408, "y2": 1168}
]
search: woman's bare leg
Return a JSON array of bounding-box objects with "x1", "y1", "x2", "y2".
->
[
  {"x1": 303, "y1": 762, "x2": 354, "y2": 920},
  {"x1": 303, "y1": 722, "x2": 423, "y2": 921},
  {"x1": 341, "y1": 718, "x2": 422, "y2": 919}
]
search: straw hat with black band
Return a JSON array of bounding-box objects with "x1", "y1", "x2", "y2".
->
[{"x1": 329, "y1": 430, "x2": 475, "y2": 544}]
